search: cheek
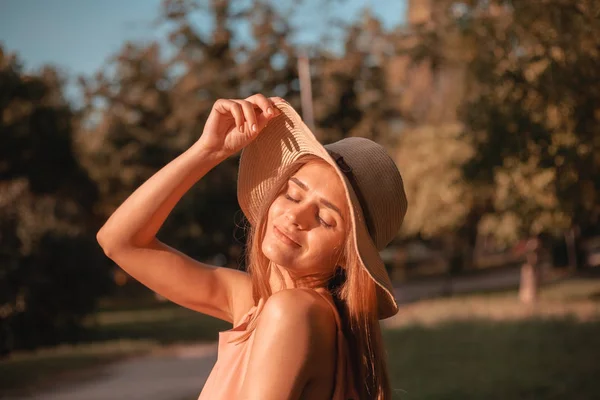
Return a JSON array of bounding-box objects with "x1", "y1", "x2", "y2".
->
[
  {"x1": 266, "y1": 198, "x2": 285, "y2": 223},
  {"x1": 308, "y1": 230, "x2": 345, "y2": 260}
]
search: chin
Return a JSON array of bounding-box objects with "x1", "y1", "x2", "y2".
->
[{"x1": 262, "y1": 238, "x2": 293, "y2": 268}]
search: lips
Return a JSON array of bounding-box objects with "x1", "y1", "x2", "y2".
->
[{"x1": 273, "y1": 226, "x2": 301, "y2": 247}]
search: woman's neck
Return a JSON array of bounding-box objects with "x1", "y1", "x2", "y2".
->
[
  {"x1": 268, "y1": 263, "x2": 330, "y2": 293},
  {"x1": 268, "y1": 263, "x2": 296, "y2": 292}
]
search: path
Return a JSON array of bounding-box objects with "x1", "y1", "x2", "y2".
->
[
  {"x1": 4, "y1": 344, "x2": 218, "y2": 400},
  {"x1": 394, "y1": 265, "x2": 524, "y2": 303}
]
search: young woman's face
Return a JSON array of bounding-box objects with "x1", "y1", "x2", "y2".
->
[{"x1": 262, "y1": 160, "x2": 349, "y2": 277}]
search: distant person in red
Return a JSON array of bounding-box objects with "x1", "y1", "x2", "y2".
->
[{"x1": 97, "y1": 93, "x2": 408, "y2": 399}]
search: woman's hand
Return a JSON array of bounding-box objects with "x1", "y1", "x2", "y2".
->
[{"x1": 197, "y1": 94, "x2": 282, "y2": 159}]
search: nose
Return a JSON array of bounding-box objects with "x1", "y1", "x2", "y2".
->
[{"x1": 285, "y1": 201, "x2": 315, "y2": 230}]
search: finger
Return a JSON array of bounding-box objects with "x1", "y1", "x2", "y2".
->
[
  {"x1": 253, "y1": 103, "x2": 282, "y2": 135},
  {"x1": 246, "y1": 93, "x2": 277, "y2": 119},
  {"x1": 230, "y1": 102, "x2": 245, "y2": 133},
  {"x1": 270, "y1": 96, "x2": 287, "y2": 105},
  {"x1": 233, "y1": 100, "x2": 258, "y2": 135},
  {"x1": 215, "y1": 99, "x2": 245, "y2": 132}
]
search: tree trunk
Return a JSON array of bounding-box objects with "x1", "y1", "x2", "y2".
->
[
  {"x1": 519, "y1": 262, "x2": 539, "y2": 304},
  {"x1": 519, "y1": 237, "x2": 541, "y2": 304},
  {"x1": 565, "y1": 227, "x2": 578, "y2": 270}
]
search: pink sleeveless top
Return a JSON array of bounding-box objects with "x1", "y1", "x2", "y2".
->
[{"x1": 197, "y1": 289, "x2": 359, "y2": 399}]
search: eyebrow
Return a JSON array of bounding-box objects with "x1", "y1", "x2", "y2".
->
[{"x1": 289, "y1": 177, "x2": 344, "y2": 220}]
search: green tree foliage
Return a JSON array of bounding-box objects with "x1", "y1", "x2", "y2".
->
[
  {"x1": 384, "y1": 5, "x2": 485, "y2": 273},
  {"x1": 0, "y1": 49, "x2": 111, "y2": 353},
  {"x1": 397, "y1": 124, "x2": 474, "y2": 239},
  {"x1": 414, "y1": 0, "x2": 600, "y2": 244},
  {"x1": 404, "y1": 0, "x2": 600, "y2": 300}
]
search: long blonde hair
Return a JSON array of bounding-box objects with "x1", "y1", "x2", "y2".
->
[{"x1": 234, "y1": 155, "x2": 392, "y2": 399}]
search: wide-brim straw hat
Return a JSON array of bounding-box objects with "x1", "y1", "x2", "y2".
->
[{"x1": 237, "y1": 100, "x2": 407, "y2": 319}]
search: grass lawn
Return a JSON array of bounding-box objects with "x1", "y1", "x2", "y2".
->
[
  {"x1": 85, "y1": 299, "x2": 230, "y2": 344},
  {"x1": 384, "y1": 277, "x2": 600, "y2": 399},
  {"x1": 385, "y1": 318, "x2": 600, "y2": 400}
]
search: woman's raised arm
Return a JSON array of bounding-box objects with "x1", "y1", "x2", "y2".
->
[{"x1": 96, "y1": 94, "x2": 280, "y2": 324}]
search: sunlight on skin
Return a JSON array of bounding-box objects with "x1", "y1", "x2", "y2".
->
[{"x1": 261, "y1": 161, "x2": 350, "y2": 292}]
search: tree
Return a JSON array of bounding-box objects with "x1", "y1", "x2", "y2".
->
[
  {"x1": 396, "y1": 124, "x2": 476, "y2": 242},
  {"x1": 410, "y1": 0, "x2": 600, "y2": 301},
  {"x1": 0, "y1": 48, "x2": 110, "y2": 353},
  {"x1": 311, "y1": 12, "x2": 403, "y2": 146},
  {"x1": 382, "y1": 1, "x2": 485, "y2": 281},
  {"x1": 78, "y1": 0, "x2": 303, "y2": 268}
]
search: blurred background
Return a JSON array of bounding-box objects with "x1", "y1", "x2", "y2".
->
[{"x1": 1, "y1": 0, "x2": 599, "y2": 399}]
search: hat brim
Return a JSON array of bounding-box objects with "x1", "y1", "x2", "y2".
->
[{"x1": 237, "y1": 100, "x2": 399, "y2": 319}]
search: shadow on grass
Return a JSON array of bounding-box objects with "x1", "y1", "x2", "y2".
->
[{"x1": 385, "y1": 318, "x2": 600, "y2": 400}]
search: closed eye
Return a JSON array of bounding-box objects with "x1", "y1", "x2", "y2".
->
[
  {"x1": 319, "y1": 218, "x2": 333, "y2": 228},
  {"x1": 284, "y1": 194, "x2": 299, "y2": 203},
  {"x1": 284, "y1": 194, "x2": 334, "y2": 229}
]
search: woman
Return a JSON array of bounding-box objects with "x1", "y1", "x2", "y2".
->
[{"x1": 97, "y1": 93, "x2": 407, "y2": 399}]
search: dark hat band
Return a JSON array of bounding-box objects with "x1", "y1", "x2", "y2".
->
[{"x1": 327, "y1": 149, "x2": 376, "y2": 240}]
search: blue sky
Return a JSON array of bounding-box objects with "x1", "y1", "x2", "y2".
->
[{"x1": 0, "y1": 0, "x2": 406, "y2": 98}]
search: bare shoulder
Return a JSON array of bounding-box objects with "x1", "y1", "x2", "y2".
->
[
  {"x1": 240, "y1": 289, "x2": 337, "y2": 397},
  {"x1": 263, "y1": 289, "x2": 335, "y2": 326},
  {"x1": 257, "y1": 288, "x2": 337, "y2": 356}
]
